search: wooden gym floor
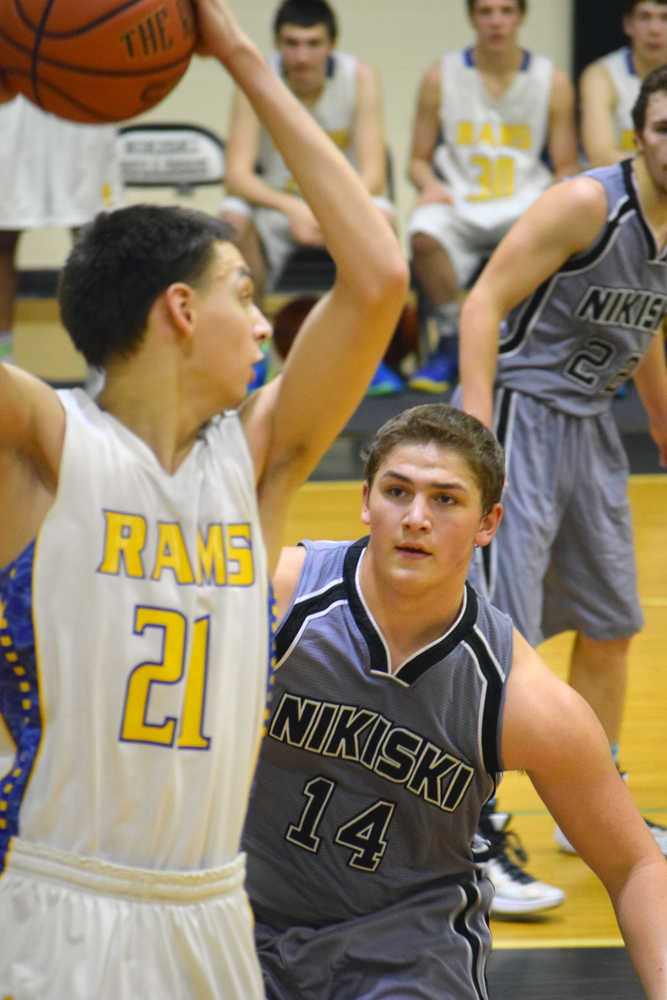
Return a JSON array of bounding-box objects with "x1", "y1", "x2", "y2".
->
[{"x1": 14, "y1": 301, "x2": 667, "y2": 998}]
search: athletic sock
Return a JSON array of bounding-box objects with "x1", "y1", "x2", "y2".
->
[{"x1": 0, "y1": 331, "x2": 13, "y2": 363}]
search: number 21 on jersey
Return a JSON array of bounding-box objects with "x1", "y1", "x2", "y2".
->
[{"x1": 119, "y1": 606, "x2": 211, "y2": 750}]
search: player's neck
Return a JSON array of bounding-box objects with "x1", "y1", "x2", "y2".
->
[
  {"x1": 288, "y1": 76, "x2": 326, "y2": 106},
  {"x1": 98, "y1": 363, "x2": 206, "y2": 475},
  {"x1": 634, "y1": 48, "x2": 667, "y2": 79},
  {"x1": 472, "y1": 41, "x2": 523, "y2": 78},
  {"x1": 632, "y1": 157, "x2": 667, "y2": 250},
  {"x1": 359, "y1": 550, "x2": 466, "y2": 672}
]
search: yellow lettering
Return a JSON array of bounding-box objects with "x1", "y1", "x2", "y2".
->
[
  {"x1": 152, "y1": 523, "x2": 195, "y2": 584},
  {"x1": 226, "y1": 524, "x2": 254, "y2": 586},
  {"x1": 327, "y1": 128, "x2": 350, "y2": 150},
  {"x1": 196, "y1": 524, "x2": 226, "y2": 585},
  {"x1": 456, "y1": 120, "x2": 475, "y2": 145},
  {"x1": 98, "y1": 511, "x2": 147, "y2": 577},
  {"x1": 499, "y1": 123, "x2": 531, "y2": 150},
  {"x1": 478, "y1": 122, "x2": 495, "y2": 145},
  {"x1": 620, "y1": 129, "x2": 637, "y2": 153}
]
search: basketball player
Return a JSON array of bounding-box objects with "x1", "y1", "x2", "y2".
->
[
  {"x1": 579, "y1": 0, "x2": 667, "y2": 167},
  {"x1": 220, "y1": 0, "x2": 401, "y2": 393},
  {"x1": 406, "y1": 0, "x2": 579, "y2": 394},
  {"x1": 241, "y1": 403, "x2": 667, "y2": 1000},
  {"x1": 457, "y1": 65, "x2": 667, "y2": 866},
  {"x1": 0, "y1": 97, "x2": 121, "y2": 366},
  {"x1": 0, "y1": 0, "x2": 407, "y2": 996}
]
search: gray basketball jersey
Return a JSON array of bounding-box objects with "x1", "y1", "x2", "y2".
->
[
  {"x1": 243, "y1": 538, "x2": 514, "y2": 999},
  {"x1": 496, "y1": 160, "x2": 667, "y2": 415},
  {"x1": 256, "y1": 50, "x2": 358, "y2": 195},
  {"x1": 601, "y1": 47, "x2": 640, "y2": 155}
]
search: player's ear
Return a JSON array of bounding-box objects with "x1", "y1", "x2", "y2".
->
[
  {"x1": 361, "y1": 481, "x2": 371, "y2": 525},
  {"x1": 165, "y1": 282, "x2": 195, "y2": 337},
  {"x1": 475, "y1": 502, "x2": 503, "y2": 548}
]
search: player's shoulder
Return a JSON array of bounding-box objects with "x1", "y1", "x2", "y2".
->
[
  {"x1": 579, "y1": 54, "x2": 615, "y2": 90},
  {"x1": 421, "y1": 57, "x2": 444, "y2": 87}
]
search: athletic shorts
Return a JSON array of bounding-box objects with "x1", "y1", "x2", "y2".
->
[
  {"x1": 221, "y1": 194, "x2": 395, "y2": 290},
  {"x1": 0, "y1": 96, "x2": 122, "y2": 229},
  {"x1": 0, "y1": 837, "x2": 264, "y2": 999},
  {"x1": 406, "y1": 201, "x2": 515, "y2": 290},
  {"x1": 254, "y1": 873, "x2": 493, "y2": 1000},
  {"x1": 455, "y1": 388, "x2": 644, "y2": 645}
]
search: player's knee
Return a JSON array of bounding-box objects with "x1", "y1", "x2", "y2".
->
[
  {"x1": 410, "y1": 230, "x2": 444, "y2": 261},
  {"x1": 220, "y1": 210, "x2": 252, "y2": 245}
]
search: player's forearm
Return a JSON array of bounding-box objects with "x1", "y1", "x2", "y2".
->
[
  {"x1": 458, "y1": 291, "x2": 501, "y2": 428},
  {"x1": 613, "y1": 861, "x2": 667, "y2": 999},
  {"x1": 408, "y1": 157, "x2": 439, "y2": 193},
  {"x1": 224, "y1": 167, "x2": 298, "y2": 216}
]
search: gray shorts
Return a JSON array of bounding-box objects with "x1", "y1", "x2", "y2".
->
[
  {"x1": 254, "y1": 873, "x2": 493, "y2": 999},
  {"x1": 456, "y1": 388, "x2": 643, "y2": 645}
]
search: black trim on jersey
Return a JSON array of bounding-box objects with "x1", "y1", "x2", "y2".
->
[
  {"x1": 559, "y1": 197, "x2": 634, "y2": 275},
  {"x1": 279, "y1": 539, "x2": 483, "y2": 686},
  {"x1": 343, "y1": 538, "x2": 390, "y2": 673},
  {"x1": 498, "y1": 278, "x2": 551, "y2": 355},
  {"x1": 275, "y1": 576, "x2": 348, "y2": 663},
  {"x1": 396, "y1": 584, "x2": 478, "y2": 685},
  {"x1": 493, "y1": 387, "x2": 513, "y2": 450},
  {"x1": 344, "y1": 536, "x2": 480, "y2": 684},
  {"x1": 453, "y1": 880, "x2": 488, "y2": 1000},
  {"x1": 464, "y1": 628, "x2": 505, "y2": 776}
]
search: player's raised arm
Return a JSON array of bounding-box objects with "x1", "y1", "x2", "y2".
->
[
  {"x1": 459, "y1": 176, "x2": 607, "y2": 427},
  {"x1": 194, "y1": 0, "x2": 407, "y2": 564}
]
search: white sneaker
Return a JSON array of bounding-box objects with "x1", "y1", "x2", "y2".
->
[
  {"x1": 555, "y1": 817, "x2": 667, "y2": 856},
  {"x1": 478, "y1": 811, "x2": 565, "y2": 916}
]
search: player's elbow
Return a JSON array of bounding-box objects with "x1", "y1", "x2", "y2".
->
[{"x1": 367, "y1": 246, "x2": 409, "y2": 312}]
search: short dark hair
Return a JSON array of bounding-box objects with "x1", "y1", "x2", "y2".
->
[
  {"x1": 623, "y1": 0, "x2": 667, "y2": 15},
  {"x1": 467, "y1": 0, "x2": 527, "y2": 14},
  {"x1": 58, "y1": 204, "x2": 233, "y2": 368},
  {"x1": 273, "y1": 0, "x2": 338, "y2": 41},
  {"x1": 632, "y1": 62, "x2": 667, "y2": 132},
  {"x1": 362, "y1": 403, "x2": 505, "y2": 516}
]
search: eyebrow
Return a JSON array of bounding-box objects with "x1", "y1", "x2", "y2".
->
[{"x1": 379, "y1": 470, "x2": 469, "y2": 492}]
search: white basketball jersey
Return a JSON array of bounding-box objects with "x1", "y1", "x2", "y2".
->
[
  {"x1": 601, "y1": 47, "x2": 640, "y2": 154},
  {"x1": 0, "y1": 95, "x2": 121, "y2": 228},
  {"x1": 433, "y1": 48, "x2": 554, "y2": 228},
  {"x1": 257, "y1": 50, "x2": 358, "y2": 194},
  {"x1": 0, "y1": 390, "x2": 270, "y2": 874}
]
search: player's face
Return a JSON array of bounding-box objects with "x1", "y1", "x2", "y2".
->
[
  {"x1": 361, "y1": 441, "x2": 500, "y2": 592},
  {"x1": 624, "y1": 3, "x2": 667, "y2": 66},
  {"x1": 196, "y1": 242, "x2": 271, "y2": 407},
  {"x1": 635, "y1": 90, "x2": 667, "y2": 194},
  {"x1": 470, "y1": 0, "x2": 525, "y2": 50},
  {"x1": 276, "y1": 23, "x2": 333, "y2": 100}
]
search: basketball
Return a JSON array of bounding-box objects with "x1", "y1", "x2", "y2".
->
[{"x1": 0, "y1": 0, "x2": 197, "y2": 124}]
